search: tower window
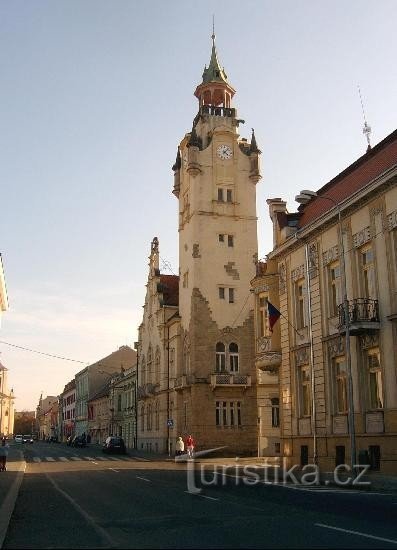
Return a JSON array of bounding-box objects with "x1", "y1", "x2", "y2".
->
[
  {"x1": 229, "y1": 288, "x2": 235, "y2": 303},
  {"x1": 217, "y1": 188, "x2": 224, "y2": 202},
  {"x1": 219, "y1": 287, "x2": 225, "y2": 299},
  {"x1": 226, "y1": 189, "x2": 233, "y2": 202},
  {"x1": 219, "y1": 234, "x2": 225, "y2": 242},
  {"x1": 228, "y1": 235, "x2": 234, "y2": 247}
]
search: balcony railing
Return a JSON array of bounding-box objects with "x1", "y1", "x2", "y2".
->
[
  {"x1": 210, "y1": 373, "x2": 251, "y2": 388},
  {"x1": 200, "y1": 105, "x2": 235, "y2": 118},
  {"x1": 338, "y1": 298, "x2": 380, "y2": 335}
]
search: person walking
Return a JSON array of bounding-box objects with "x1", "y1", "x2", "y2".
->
[
  {"x1": 175, "y1": 436, "x2": 184, "y2": 456},
  {"x1": 0, "y1": 437, "x2": 9, "y2": 471},
  {"x1": 186, "y1": 434, "x2": 195, "y2": 459}
]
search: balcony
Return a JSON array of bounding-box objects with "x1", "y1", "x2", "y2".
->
[
  {"x1": 338, "y1": 298, "x2": 380, "y2": 335},
  {"x1": 200, "y1": 105, "x2": 235, "y2": 118},
  {"x1": 173, "y1": 374, "x2": 195, "y2": 391},
  {"x1": 210, "y1": 373, "x2": 251, "y2": 389}
]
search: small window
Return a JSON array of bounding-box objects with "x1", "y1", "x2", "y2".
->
[
  {"x1": 219, "y1": 287, "x2": 225, "y2": 299},
  {"x1": 271, "y1": 398, "x2": 280, "y2": 427},
  {"x1": 229, "y1": 343, "x2": 239, "y2": 372},
  {"x1": 226, "y1": 189, "x2": 232, "y2": 202},
  {"x1": 228, "y1": 235, "x2": 234, "y2": 247},
  {"x1": 229, "y1": 288, "x2": 234, "y2": 303},
  {"x1": 217, "y1": 188, "x2": 224, "y2": 202},
  {"x1": 219, "y1": 234, "x2": 224, "y2": 242},
  {"x1": 215, "y1": 342, "x2": 226, "y2": 372}
]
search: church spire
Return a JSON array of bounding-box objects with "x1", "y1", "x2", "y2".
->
[{"x1": 201, "y1": 28, "x2": 228, "y2": 85}]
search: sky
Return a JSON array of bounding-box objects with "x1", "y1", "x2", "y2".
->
[{"x1": 1, "y1": 0, "x2": 396, "y2": 411}]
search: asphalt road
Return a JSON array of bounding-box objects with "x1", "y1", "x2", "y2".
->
[{"x1": 3, "y1": 441, "x2": 397, "y2": 549}]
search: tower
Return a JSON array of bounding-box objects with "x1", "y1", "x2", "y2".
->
[{"x1": 171, "y1": 33, "x2": 261, "y2": 453}]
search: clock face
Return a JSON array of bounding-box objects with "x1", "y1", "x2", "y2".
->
[{"x1": 217, "y1": 144, "x2": 233, "y2": 160}]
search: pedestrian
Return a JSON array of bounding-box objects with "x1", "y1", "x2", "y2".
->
[
  {"x1": 175, "y1": 436, "x2": 184, "y2": 456},
  {"x1": 87, "y1": 434, "x2": 91, "y2": 444},
  {"x1": 0, "y1": 437, "x2": 9, "y2": 471},
  {"x1": 186, "y1": 434, "x2": 195, "y2": 459}
]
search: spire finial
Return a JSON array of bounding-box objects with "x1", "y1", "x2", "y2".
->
[
  {"x1": 358, "y1": 84, "x2": 372, "y2": 151},
  {"x1": 212, "y1": 14, "x2": 215, "y2": 42}
]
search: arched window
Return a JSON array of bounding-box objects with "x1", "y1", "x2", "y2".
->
[
  {"x1": 155, "y1": 401, "x2": 159, "y2": 431},
  {"x1": 155, "y1": 348, "x2": 160, "y2": 383},
  {"x1": 117, "y1": 394, "x2": 122, "y2": 412},
  {"x1": 229, "y1": 343, "x2": 239, "y2": 373},
  {"x1": 140, "y1": 358, "x2": 146, "y2": 386},
  {"x1": 147, "y1": 346, "x2": 153, "y2": 384},
  {"x1": 140, "y1": 405, "x2": 145, "y2": 432},
  {"x1": 215, "y1": 342, "x2": 226, "y2": 372}
]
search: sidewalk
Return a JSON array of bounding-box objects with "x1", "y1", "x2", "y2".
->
[{"x1": 0, "y1": 444, "x2": 26, "y2": 548}]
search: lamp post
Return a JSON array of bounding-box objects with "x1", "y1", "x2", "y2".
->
[{"x1": 295, "y1": 190, "x2": 356, "y2": 475}]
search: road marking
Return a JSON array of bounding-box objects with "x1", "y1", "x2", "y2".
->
[
  {"x1": 107, "y1": 468, "x2": 119, "y2": 473},
  {"x1": 83, "y1": 457, "x2": 94, "y2": 461},
  {"x1": 136, "y1": 476, "x2": 151, "y2": 482},
  {"x1": 70, "y1": 456, "x2": 83, "y2": 461},
  {"x1": 32, "y1": 457, "x2": 41, "y2": 463},
  {"x1": 59, "y1": 457, "x2": 68, "y2": 462},
  {"x1": 315, "y1": 523, "x2": 397, "y2": 545},
  {"x1": 183, "y1": 491, "x2": 219, "y2": 501},
  {"x1": 95, "y1": 456, "x2": 108, "y2": 461},
  {"x1": 45, "y1": 457, "x2": 55, "y2": 462}
]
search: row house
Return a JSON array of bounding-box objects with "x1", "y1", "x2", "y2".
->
[
  {"x1": 59, "y1": 379, "x2": 76, "y2": 441},
  {"x1": 88, "y1": 382, "x2": 110, "y2": 445},
  {"x1": 259, "y1": 128, "x2": 397, "y2": 474},
  {"x1": 0, "y1": 361, "x2": 15, "y2": 437},
  {"x1": 74, "y1": 345, "x2": 136, "y2": 436},
  {"x1": 36, "y1": 395, "x2": 58, "y2": 440}
]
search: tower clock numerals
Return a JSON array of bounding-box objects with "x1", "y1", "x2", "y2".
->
[{"x1": 217, "y1": 144, "x2": 233, "y2": 160}]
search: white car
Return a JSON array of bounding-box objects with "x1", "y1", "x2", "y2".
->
[{"x1": 15, "y1": 434, "x2": 23, "y2": 444}]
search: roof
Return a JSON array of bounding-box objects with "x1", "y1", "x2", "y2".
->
[
  {"x1": 201, "y1": 36, "x2": 228, "y2": 85},
  {"x1": 88, "y1": 382, "x2": 110, "y2": 402},
  {"x1": 299, "y1": 129, "x2": 397, "y2": 228},
  {"x1": 159, "y1": 275, "x2": 179, "y2": 307}
]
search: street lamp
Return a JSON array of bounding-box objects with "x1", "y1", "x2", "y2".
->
[{"x1": 295, "y1": 189, "x2": 356, "y2": 475}]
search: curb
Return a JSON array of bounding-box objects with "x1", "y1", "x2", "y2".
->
[{"x1": 0, "y1": 454, "x2": 26, "y2": 549}]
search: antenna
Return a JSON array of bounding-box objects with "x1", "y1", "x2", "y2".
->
[
  {"x1": 212, "y1": 14, "x2": 215, "y2": 42},
  {"x1": 358, "y1": 85, "x2": 372, "y2": 151}
]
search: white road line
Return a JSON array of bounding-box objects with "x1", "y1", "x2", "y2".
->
[
  {"x1": 315, "y1": 523, "x2": 397, "y2": 545},
  {"x1": 70, "y1": 456, "x2": 83, "y2": 461},
  {"x1": 199, "y1": 495, "x2": 219, "y2": 501},
  {"x1": 58, "y1": 457, "x2": 68, "y2": 462},
  {"x1": 45, "y1": 457, "x2": 55, "y2": 462},
  {"x1": 107, "y1": 468, "x2": 119, "y2": 473},
  {"x1": 183, "y1": 491, "x2": 219, "y2": 501},
  {"x1": 136, "y1": 476, "x2": 151, "y2": 482},
  {"x1": 32, "y1": 457, "x2": 41, "y2": 463},
  {"x1": 95, "y1": 456, "x2": 108, "y2": 461}
]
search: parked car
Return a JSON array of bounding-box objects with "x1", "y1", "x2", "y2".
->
[
  {"x1": 71, "y1": 435, "x2": 86, "y2": 448},
  {"x1": 15, "y1": 434, "x2": 23, "y2": 444},
  {"x1": 23, "y1": 434, "x2": 34, "y2": 444},
  {"x1": 102, "y1": 436, "x2": 126, "y2": 455}
]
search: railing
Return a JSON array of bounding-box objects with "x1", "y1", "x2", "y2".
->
[
  {"x1": 338, "y1": 298, "x2": 379, "y2": 333},
  {"x1": 210, "y1": 374, "x2": 251, "y2": 387},
  {"x1": 200, "y1": 105, "x2": 235, "y2": 118}
]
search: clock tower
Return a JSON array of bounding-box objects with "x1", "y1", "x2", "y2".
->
[{"x1": 171, "y1": 32, "x2": 261, "y2": 453}]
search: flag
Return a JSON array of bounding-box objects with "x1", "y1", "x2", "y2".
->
[{"x1": 267, "y1": 300, "x2": 281, "y2": 333}]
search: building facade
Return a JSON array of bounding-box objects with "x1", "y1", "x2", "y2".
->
[
  {"x1": 0, "y1": 362, "x2": 14, "y2": 437},
  {"x1": 265, "y1": 129, "x2": 397, "y2": 473},
  {"x1": 137, "y1": 34, "x2": 261, "y2": 455},
  {"x1": 36, "y1": 395, "x2": 58, "y2": 440},
  {"x1": 60, "y1": 379, "x2": 76, "y2": 441},
  {"x1": 75, "y1": 346, "x2": 136, "y2": 436},
  {"x1": 109, "y1": 367, "x2": 137, "y2": 449},
  {"x1": 88, "y1": 382, "x2": 110, "y2": 445}
]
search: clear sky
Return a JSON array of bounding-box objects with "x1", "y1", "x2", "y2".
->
[{"x1": 1, "y1": 0, "x2": 396, "y2": 411}]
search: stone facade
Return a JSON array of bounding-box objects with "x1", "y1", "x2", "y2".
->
[
  {"x1": 265, "y1": 129, "x2": 397, "y2": 473},
  {"x1": 0, "y1": 362, "x2": 14, "y2": 437}
]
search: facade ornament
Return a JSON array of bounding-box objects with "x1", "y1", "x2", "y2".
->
[
  {"x1": 322, "y1": 245, "x2": 339, "y2": 267},
  {"x1": 352, "y1": 226, "x2": 371, "y2": 248},
  {"x1": 308, "y1": 241, "x2": 318, "y2": 279},
  {"x1": 291, "y1": 264, "x2": 305, "y2": 283},
  {"x1": 327, "y1": 336, "x2": 345, "y2": 358},
  {"x1": 279, "y1": 263, "x2": 286, "y2": 294},
  {"x1": 388, "y1": 210, "x2": 397, "y2": 231},
  {"x1": 360, "y1": 333, "x2": 379, "y2": 350},
  {"x1": 295, "y1": 346, "x2": 309, "y2": 367}
]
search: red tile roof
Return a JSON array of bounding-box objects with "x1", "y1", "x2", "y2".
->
[
  {"x1": 159, "y1": 274, "x2": 179, "y2": 307},
  {"x1": 299, "y1": 129, "x2": 397, "y2": 228}
]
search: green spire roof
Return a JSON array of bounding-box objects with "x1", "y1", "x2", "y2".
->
[{"x1": 201, "y1": 34, "x2": 228, "y2": 85}]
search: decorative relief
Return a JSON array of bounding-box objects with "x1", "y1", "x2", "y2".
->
[
  {"x1": 328, "y1": 337, "x2": 344, "y2": 358},
  {"x1": 308, "y1": 242, "x2": 318, "y2": 279},
  {"x1": 257, "y1": 336, "x2": 271, "y2": 353},
  {"x1": 291, "y1": 264, "x2": 305, "y2": 283},
  {"x1": 224, "y1": 261, "x2": 240, "y2": 280},
  {"x1": 221, "y1": 326, "x2": 233, "y2": 334},
  {"x1": 360, "y1": 333, "x2": 379, "y2": 350},
  {"x1": 279, "y1": 263, "x2": 286, "y2": 294},
  {"x1": 352, "y1": 226, "x2": 371, "y2": 248},
  {"x1": 322, "y1": 245, "x2": 339, "y2": 267},
  {"x1": 192, "y1": 243, "x2": 201, "y2": 258},
  {"x1": 294, "y1": 347, "x2": 309, "y2": 366},
  {"x1": 254, "y1": 284, "x2": 270, "y2": 294},
  {"x1": 388, "y1": 210, "x2": 397, "y2": 231}
]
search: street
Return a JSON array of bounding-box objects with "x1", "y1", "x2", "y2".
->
[{"x1": 1, "y1": 441, "x2": 397, "y2": 548}]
